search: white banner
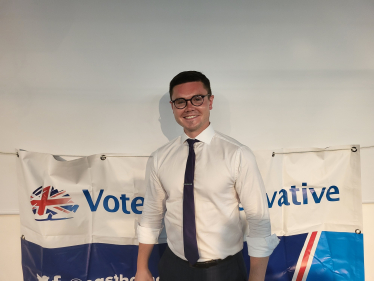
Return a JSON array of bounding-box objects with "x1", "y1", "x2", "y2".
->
[
  {"x1": 17, "y1": 145, "x2": 364, "y2": 281},
  {"x1": 17, "y1": 151, "x2": 155, "y2": 249},
  {"x1": 253, "y1": 145, "x2": 363, "y2": 236}
]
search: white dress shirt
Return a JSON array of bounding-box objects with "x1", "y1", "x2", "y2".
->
[{"x1": 137, "y1": 125, "x2": 279, "y2": 261}]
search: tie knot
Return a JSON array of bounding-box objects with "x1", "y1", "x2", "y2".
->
[{"x1": 186, "y1": 139, "x2": 200, "y2": 147}]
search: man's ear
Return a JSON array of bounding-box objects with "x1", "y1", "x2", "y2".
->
[{"x1": 209, "y1": 95, "x2": 214, "y2": 110}]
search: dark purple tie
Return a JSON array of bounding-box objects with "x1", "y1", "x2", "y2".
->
[{"x1": 183, "y1": 139, "x2": 200, "y2": 265}]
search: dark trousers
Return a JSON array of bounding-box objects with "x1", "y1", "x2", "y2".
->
[{"x1": 158, "y1": 246, "x2": 247, "y2": 281}]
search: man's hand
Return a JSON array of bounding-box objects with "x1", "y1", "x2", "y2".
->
[
  {"x1": 248, "y1": 256, "x2": 269, "y2": 281},
  {"x1": 135, "y1": 268, "x2": 153, "y2": 281},
  {"x1": 135, "y1": 243, "x2": 155, "y2": 281}
]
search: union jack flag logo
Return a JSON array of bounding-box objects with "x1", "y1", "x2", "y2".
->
[{"x1": 30, "y1": 186, "x2": 79, "y2": 221}]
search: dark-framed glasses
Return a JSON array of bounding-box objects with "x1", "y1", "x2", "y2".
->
[{"x1": 171, "y1": 95, "x2": 209, "y2": 109}]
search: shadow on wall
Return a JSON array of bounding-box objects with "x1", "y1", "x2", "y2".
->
[
  {"x1": 159, "y1": 93, "x2": 181, "y2": 141},
  {"x1": 158, "y1": 92, "x2": 232, "y2": 141},
  {"x1": 209, "y1": 92, "x2": 231, "y2": 136}
]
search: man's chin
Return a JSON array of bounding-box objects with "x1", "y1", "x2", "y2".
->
[
  {"x1": 181, "y1": 125, "x2": 195, "y2": 132},
  {"x1": 180, "y1": 121, "x2": 199, "y2": 131}
]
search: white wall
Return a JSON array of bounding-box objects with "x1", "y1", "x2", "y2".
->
[
  {"x1": 1, "y1": 0, "x2": 374, "y2": 211},
  {"x1": 363, "y1": 204, "x2": 374, "y2": 280},
  {"x1": 0, "y1": 215, "x2": 22, "y2": 281}
]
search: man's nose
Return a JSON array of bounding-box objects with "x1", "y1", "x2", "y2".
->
[{"x1": 185, "y1": 100, "x2": 195, "y2": 110}]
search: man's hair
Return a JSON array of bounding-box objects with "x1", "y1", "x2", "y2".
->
[{"x1": 169, "y1": 71, "x2": 212, "y2": 100}]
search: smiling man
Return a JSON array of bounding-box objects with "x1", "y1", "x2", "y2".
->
[
  {"x1": 135, "y1": 71, "x2": 279, "y2": 281},
  {"x1": 170, "y1": 80, "x2": 213, "y2": 138}
]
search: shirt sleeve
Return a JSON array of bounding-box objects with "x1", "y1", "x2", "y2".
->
[
  {"x1": 137, "y1": 151, "x2": 167, "y2": 244},
  {"x1": 234, "y1": 146, "x2": 279, "y2": 257}
]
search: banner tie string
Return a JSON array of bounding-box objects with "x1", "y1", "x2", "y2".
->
[{"x1": 0, "y1": 145, "x2": 373, "y2": 158}]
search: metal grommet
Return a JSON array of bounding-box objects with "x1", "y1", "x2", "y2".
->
[
  {"x1": 272, "y1": 152, "x2": 275, "y2": 157},
  {"x1": 351, "y1": 147, "x2": 357, "y2": 152},
  {"x1": 21, "y1": 235, "x2": 25, "y2": 240},
  {"x1": 100, "y1": 155, "x2": 106, "y2": 160},
  {"x1": 355, "y1": 229, "x2": 361, "y2": 234}
]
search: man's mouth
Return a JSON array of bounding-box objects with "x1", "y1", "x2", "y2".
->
[{"x1": 184, "y1": 115, "x2": 198, "y2": 119}]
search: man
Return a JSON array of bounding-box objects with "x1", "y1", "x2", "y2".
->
[{"x1": 135, "y1": 71, "x2": 279, "y2": 281}]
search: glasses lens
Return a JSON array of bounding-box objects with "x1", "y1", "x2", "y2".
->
[
  {"x1": 174, "y1": 98, "x2": 186, "y2": 109},
  {"x1": 191, "y1": 95, "x2": 204, "y2": 106}
]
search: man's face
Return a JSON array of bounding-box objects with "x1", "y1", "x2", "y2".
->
[{"x1": 170, "y1": 81, "x2": 214, "y2": 138}]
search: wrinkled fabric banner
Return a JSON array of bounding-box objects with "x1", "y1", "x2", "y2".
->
[
  {"x1": 17, "y1": 145, "x2": 364, "y2": 281},
  {"x1": 251, "y1": 145, "x2": 364, "y2": 281}
]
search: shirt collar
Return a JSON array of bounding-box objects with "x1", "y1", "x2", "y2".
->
[{"x1": 181, "y1": 124, "x2": 215, "y2": 145}]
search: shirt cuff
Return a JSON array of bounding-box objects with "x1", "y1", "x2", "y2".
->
[
  {"x1": 137, "y1": 223, "x2": 163, "y2": 244},
  {"x1": 246, "y1": 234, "x2": 280, "y2": 257}
]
